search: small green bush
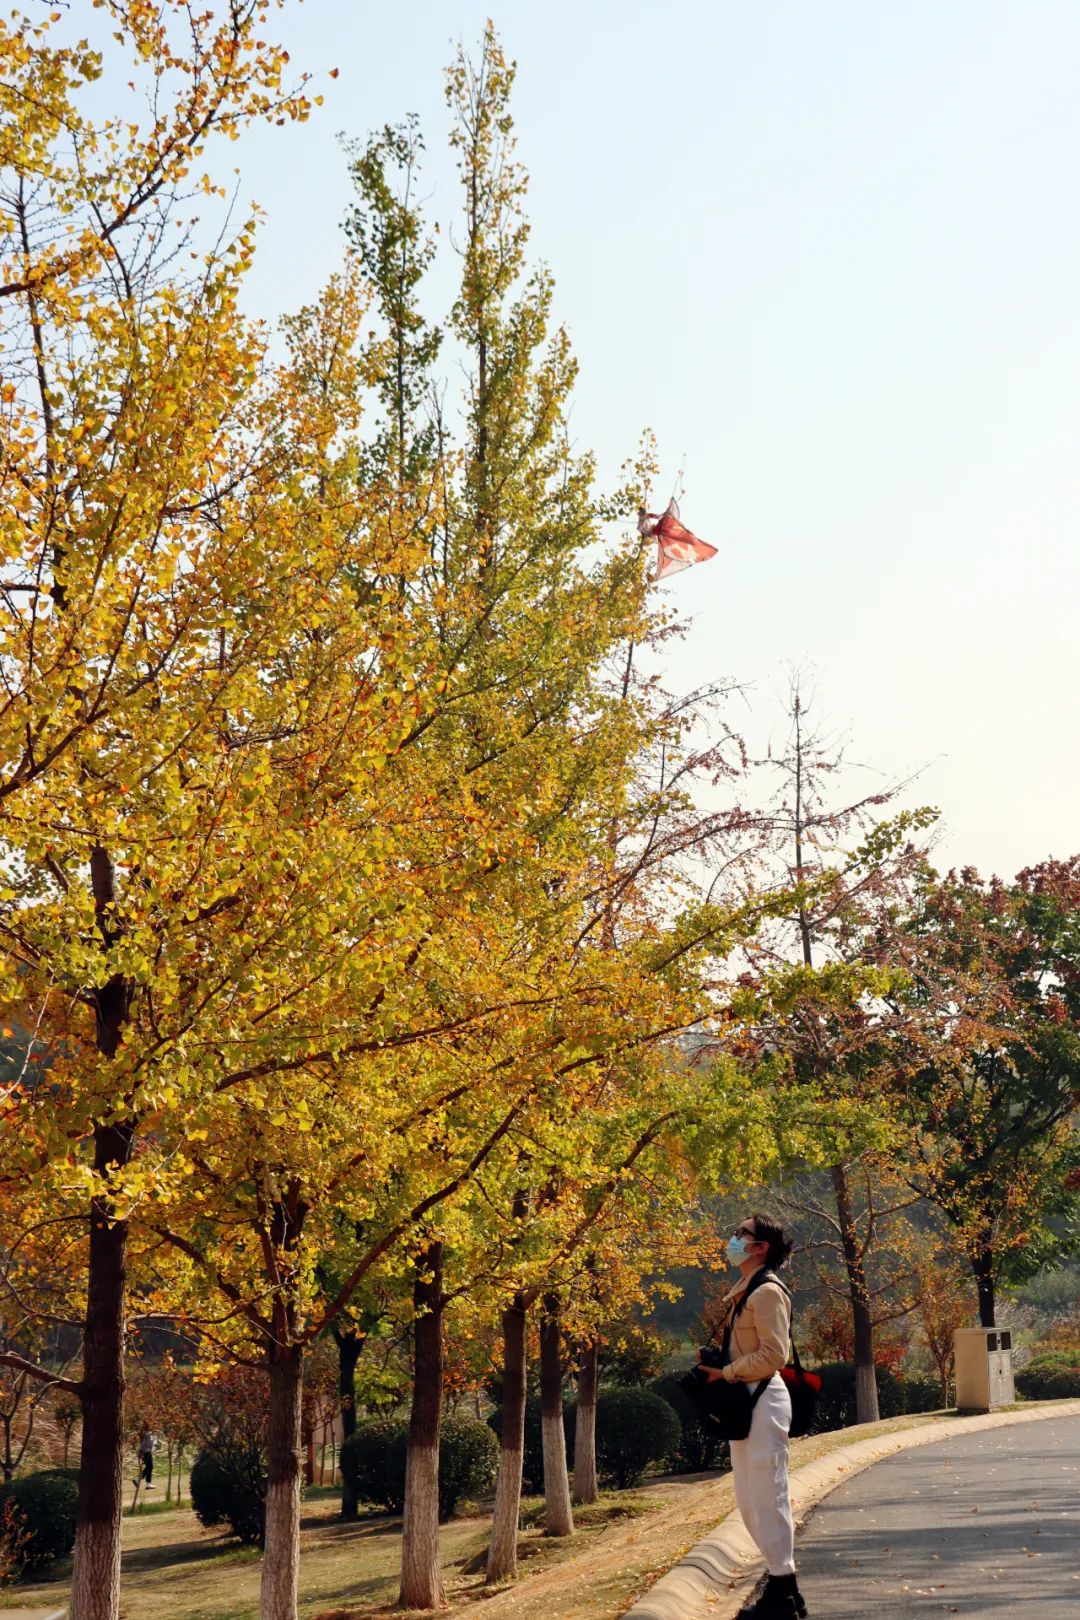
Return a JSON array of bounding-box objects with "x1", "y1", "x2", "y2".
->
[
  {"x1": 595, "y1": 1388, "x2": 681, "y2": 1488},
  {"x1": 0, "y1": 1470, "x2": 78, "y2": 1572},
  {"x1": 342, "y1": 1413, "x2": 504, "y2": 1518},
  {"x1": 190, "y1": 1450, "x2": 265, "y2": 1545},
  {"x1": 339, "y1": 1417, "x2": 409, "y2": 1514},
  {"x1": 33, "y1": 1466, "x2": 81, "y2": 1483},
  {"x1": 648, "y1": 1374, "x2": 727, "y2": 1473},
  {"x1": 1026, "y1": 1350, "x2": 1078, "y2": 1371},
  {"x1": 899, "y1": 1375, "x2": 943, "y2": 1413},
  {"x1": 1016, "y1": 1352, "x2": 1080, "y2": 1401},
  {"x1": 808, "y1": 1363, "x2": 908, "y2": 1433},
  {"x1": 438, "y1": 1414, "x2": 499, "y2": 1519}
]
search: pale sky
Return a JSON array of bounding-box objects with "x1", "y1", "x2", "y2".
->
[{"x1": 93, "y1": 3, "x2": 1080, "y2": 877}]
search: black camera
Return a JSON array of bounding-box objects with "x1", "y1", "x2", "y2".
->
[{"x1": 697, "y1": 1345, "x2": 725, "y2": 1370}]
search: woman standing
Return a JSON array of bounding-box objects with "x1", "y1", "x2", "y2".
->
[{"x1": 698, "y1": 1213, "x2": 806, "y2": 1620}]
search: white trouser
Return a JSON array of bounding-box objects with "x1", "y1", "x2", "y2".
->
[{"x1": 728, "y1": 1374, "x2": 795, "y2": 1576}]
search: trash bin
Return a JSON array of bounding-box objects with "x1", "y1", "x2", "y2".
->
[{"x1": 953, "y1": 1326, "x2": 1015, "y2": 1412}]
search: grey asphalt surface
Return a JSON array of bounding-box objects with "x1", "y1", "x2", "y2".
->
[{"x1": 794, "y1": 1415, "x2": 1080, "y2": 1618}]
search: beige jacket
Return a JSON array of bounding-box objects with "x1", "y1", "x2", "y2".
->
[{"x1": 718, "y1": 1268, "x2": 792, "y2": 1384}]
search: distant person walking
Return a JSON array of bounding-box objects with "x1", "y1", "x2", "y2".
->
[
  {"x1": 137, "y1": 1425, "x2": 155, "y2": 1488},
  {"x1": 698, "y1": 1214, "x2": 806, "y2": 1619}
]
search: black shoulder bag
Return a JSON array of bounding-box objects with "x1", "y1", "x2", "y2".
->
[{"x1": 677, "y1": 1269, "x2": 777, "y2": 1441}]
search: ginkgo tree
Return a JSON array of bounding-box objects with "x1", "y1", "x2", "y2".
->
[
  {"x1": 0, "y1": 16, "x2": 796, "y2": 1620},
  {"x1": 115, "y1": 50, "x2": 657, "y2": 1620},
  {"x1": 0, "y1": 7, "x2": 387, "y2": 1619},
  {"x1": 123, "y1": 25, "x2": 784, "y2": 1619}
]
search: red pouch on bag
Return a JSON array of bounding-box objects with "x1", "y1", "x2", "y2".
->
[{"x1": 779, "y1": 1355, "x2": 821, "y2": 1439}]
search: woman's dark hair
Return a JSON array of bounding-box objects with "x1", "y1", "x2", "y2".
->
[{"x1": 750, "y1": 1213, "x2": 793, "y2": 1270}]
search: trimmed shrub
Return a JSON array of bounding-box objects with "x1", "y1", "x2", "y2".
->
[
  {"x1": 0, "y1": 1470, "x2": 78, "y2": 1572},
  {"x1": 190, "y1": 1450, "x2": 265, "y2": 1545},
  {"x1": 340, "y1": 1413, "x2": 507, "y2": 1518},
  {"x1": 899, "y1": 1375, "x2": 943, "y2": 1414},
  {"x1": 809, "y1": 1364, "x2": 907, "y2": 1433},
  {"x1": 595, "y1": 1388, "x2": 681, "y2": 1488},
  {"x1": 648, "y1": 1374, "x2": 727, "y2": 1474},
  {"x1": 438, "y1": 1414, "x2": 499, "y2": 1519},
  {"x1": 187, "y1": 1363, "x2": 270, "y2": 1543},
  {"x1": 339, "y1": 1416, "x2": 409, "y2": 1514},
  {"x1": 33, "y1": 1466, "x2": 81, "y2": 1483},
  {"x1": 487, "y1": 1396, "x2": 545, "y2": 1493},
  {"x1": 1016, "y1": 1353, "x2": 1080, "y2": 1401}
]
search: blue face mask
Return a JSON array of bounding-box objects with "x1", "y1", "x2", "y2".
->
[{"x1": 727, "y1": 1233, "x2": 752, "y2": 1264}]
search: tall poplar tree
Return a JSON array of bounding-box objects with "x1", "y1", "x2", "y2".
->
[{"x1": 132, "y1": 26, "x2": 661, "y2": 1616}]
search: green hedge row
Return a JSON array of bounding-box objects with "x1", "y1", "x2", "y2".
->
[
  {"x1": 808, "y1": 1364, "x2": 942, "y2": 1433},
  {"x1": 1016, "y1": 1352, "x2": 1080, "y2": 1401},
  {"x1": 0, "y1": 1471, "x2": 78, "y2": 1573}
]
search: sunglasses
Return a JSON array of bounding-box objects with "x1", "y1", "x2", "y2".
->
[{"x1": 733, "y1": 1226, "x2": 759, "y2": 1241}]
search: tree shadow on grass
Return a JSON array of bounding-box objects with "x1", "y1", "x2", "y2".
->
[
  {"x1": 300, "y1": 1512, "x2": 402, "y2": 1538},
  {"x1": 121, "y1": 1533, "x2": 259, "y2": 1573}
]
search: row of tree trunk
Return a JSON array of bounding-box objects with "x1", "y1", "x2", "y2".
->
[
  {"x1": 67, "y1": 1189, "x2": 999, "y2": 1620},
  {"x1": 395, "y1": 1263, "x2": 596, "y2": 1607},
  {"x1": 65, "y1": 1171, "x2": 599, "y2": 1620}
]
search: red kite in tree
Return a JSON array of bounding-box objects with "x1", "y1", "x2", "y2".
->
[{"x1": 638, "y1": 498, "x2": 718, "y2": 581}]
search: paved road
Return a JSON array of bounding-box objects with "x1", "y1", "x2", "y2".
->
[{"x1": 794, "y1": 1415, "x2": 1080, "y2": 1618}]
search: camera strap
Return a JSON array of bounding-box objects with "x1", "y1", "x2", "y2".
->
[{"x1": 713, "y1": 1268, "x2": 789, "y2": 1368}]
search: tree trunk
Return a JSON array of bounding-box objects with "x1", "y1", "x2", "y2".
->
[
  {"x1": 260, "y1": 1341, "x2": 304, "y2": 1620},
  {"x1": 70, "y1": 1121, "x2": 133, "y2": 1620},
  {"x1": 486, "y1": 1294, "x2": 527, "y2": 1583},
  {"x1": 539, "y1": 1294, "x2": 573, "y2": 1537},
  {"x1": 972, "y1": 1242, "x2": 996, "y2": 1328},
  {"x1": 831, "y1": 1163, "x2": 880, "y2": 1424},
  {"x1": 259, "y1": 1186, "x2": 311, "y2": 1620},
  {"x1": 572, "y1": 1341, "x2": 598, "y2": 1506},
  {"x1": 399, "y1": 1241, "x2": 446, "y2": 1611},
  {"x1": 335, "y1": 1328, "x2": 363, "y2": 1519}
]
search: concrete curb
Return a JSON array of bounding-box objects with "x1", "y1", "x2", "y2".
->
[{"x1": 622, "y1": 1399, "x2": 1080, "y2": 1620}]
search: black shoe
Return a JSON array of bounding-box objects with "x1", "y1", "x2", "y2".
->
[
  {"x1": 774, "y1": 1573, "x2": 808, "y2": 1617},
  {"x1": 737, "y1": 1574, "x2": 805, "y2": 1619},
  {"x1": 736, "y1": 1586, "x2": 799, "y2": 1620}
]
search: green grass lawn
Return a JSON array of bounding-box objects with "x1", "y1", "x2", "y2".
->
[{"x1": 2, "y1": 1485, "x2": 663, "y2": 1620}]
